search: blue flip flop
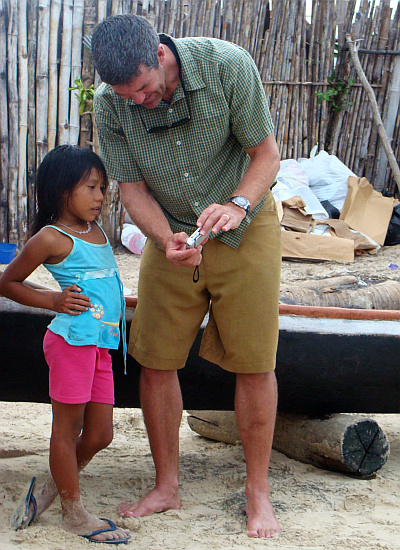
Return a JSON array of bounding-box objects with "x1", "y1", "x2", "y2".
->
[
  {"x1": 80, "y1": 518, "x2": 131, "y2": 544},
  {"x1": 10, "y1": 476, "x2": 37, "y2": 530}
]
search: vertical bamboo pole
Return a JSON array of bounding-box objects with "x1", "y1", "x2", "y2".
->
[
  {"x1": 7, "y1": 0, "x2": 19, "y2": 243},
  {"x1": 80, "y1": 0, "x2": 98, "y2": 148},
  {"x1": 69, "y1": 0, "x2": 85, "y2": 145},
  {"x1": 18, "y1": 0, "x2": 29, "y2": 238},
  {"x1": 47, "y1": 0, "x2": 62, "y2": 151},
  {"x1": 377, "y1": 36, "x2": 400, "y2": 189},
  {"x1": 111, "y1": 0, "x2": 123, "y2": 15},
  {"x1": 58, "y1": 0, "x2": 73, "y2": 145},
  {"x1": 0, "y1": 0, "x2": 9, "y2": 240},
  {"x1": 93, "y1": 0, "x2": 107, "y2": 89},
  {"x1": 27, "y1": 0, "x2": 38, "y2": 223},
  {"x1": 36, "y1": 0, "x2": 50, "y2": 166}
]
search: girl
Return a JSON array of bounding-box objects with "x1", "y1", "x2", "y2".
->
[{"x1": 0, "y1": 145, "x2": 130, "y2": 544}]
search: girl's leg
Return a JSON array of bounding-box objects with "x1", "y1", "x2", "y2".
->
[
  {"x1": 51, "y1": 400, "x2": 129, "y2": 542},
  {"x1": 14, "y1": 401, "x2": 115, "y2": 525}
]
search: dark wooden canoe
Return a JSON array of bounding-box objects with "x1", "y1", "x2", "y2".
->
[{"x1": 0, "y1": 296, "x2": 399, "y2": 414}]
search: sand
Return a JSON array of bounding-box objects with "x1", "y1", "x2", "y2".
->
[{"x1": 1, "y1": 243, "x2": 400, "y2": 549}]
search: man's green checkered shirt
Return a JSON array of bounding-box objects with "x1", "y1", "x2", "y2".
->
[{"x1": 94, "y1": 35, "x2": 274, "y2": 248}]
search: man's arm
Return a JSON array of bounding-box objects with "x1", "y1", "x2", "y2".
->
[
  {"x1": 196, "y1": 133, "x2": 280, "y2": 235},
  {"x1": 119, "y1": 180, "x2": 202, "y2": 267},
  {"x1": 232, "y1": 133, "x2": 280, "y2": 208}
]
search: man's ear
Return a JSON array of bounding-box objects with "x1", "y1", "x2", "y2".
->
[{"x1": 157, "y1": 43, "x2": 166, "y2": 65}]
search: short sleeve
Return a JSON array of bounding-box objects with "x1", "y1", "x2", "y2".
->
[{"x1": 220, "y1": 48, "x2": 274, "y2": 150}]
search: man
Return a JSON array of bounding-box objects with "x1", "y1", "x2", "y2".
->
[{"x1": 91, "y1": 14, "x2": 281, "y2": 539}]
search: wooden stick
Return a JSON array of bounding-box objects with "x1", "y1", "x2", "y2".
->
[{"x1": 346, "y1": 34, "x2": 400, "y2": 193}]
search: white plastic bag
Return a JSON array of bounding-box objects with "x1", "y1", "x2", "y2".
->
[
  {"x1": 298, "y1": 149, "x2": 356, "y2": 211},
  {"x1": 121, "y1": 223, "x2": 147, "y2": 255},
  {"x1": 276, "y1": 159, "x2": 309, "y2": 189}
]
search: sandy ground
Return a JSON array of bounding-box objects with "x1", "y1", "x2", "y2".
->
[{"x1": 1, "y1": 243, "x2": 400, "y2": 549}]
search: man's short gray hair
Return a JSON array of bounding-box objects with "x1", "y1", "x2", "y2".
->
[{"x1": 91, "y1": 14, "x2": 160, "y2": 85}]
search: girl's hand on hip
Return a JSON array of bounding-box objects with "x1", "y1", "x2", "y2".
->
[{"x1": 51, "y1": 284, "x2": 91, "y2": 314}]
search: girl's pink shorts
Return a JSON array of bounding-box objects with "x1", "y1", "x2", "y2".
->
[{"x1": 43, "y1": 330, "x2": 114, "y2": 405}]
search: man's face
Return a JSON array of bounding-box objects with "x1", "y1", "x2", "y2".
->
[{"x1": 111, "y1": 64, "x2": 167, "y2": 109}]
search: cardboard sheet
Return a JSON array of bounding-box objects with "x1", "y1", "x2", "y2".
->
[
  {"x1": 340, "y1": 177, "x2": 397, "y2": 246},
  {"x1": 281, "y1": 231, "x2": 354, "y2": 262}
]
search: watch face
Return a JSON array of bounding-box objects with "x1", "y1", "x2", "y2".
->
[
  {"x1": 231, "y1": 196, "x2": 250, "y2": 212},
  {"x1": 235, "y1": 196, "x2": 247, "y2": 207}
]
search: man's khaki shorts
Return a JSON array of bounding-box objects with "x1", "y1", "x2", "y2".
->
[{"x1": 129, "y1": 193, "x2": 281, "y2": 374}]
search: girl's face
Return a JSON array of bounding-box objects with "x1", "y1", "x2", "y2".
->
[{"x1": 63, "y1": 168, "x2": 106, "y2": 224}]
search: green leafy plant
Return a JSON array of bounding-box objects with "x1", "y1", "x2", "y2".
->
[
  {"x1": 315, "y1": 71, "x2": 354, "y2": 113},
  {"x1": 69, "y1": 77, "x2": 95, "y2": 115}
]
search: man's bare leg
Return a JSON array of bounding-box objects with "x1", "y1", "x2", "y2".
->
[
  {"x1": 235, "y1": 371, "x2": 280, "y2": 539},
  {"x1": 119, "y1": 367, "x2": 182, "y2": 517}
]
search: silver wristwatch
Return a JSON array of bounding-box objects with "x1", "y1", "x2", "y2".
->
[{"x1": 227, "y1": 195, "x2": 251, "y2": 214}]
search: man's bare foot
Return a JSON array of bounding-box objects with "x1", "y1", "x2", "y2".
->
[
  {"x1": 62, "y1": 499, "x2": 130, "y2": 543},
  {"x1": 11, "y1": 476, "x2": 58, "y2": 530},
  {"x1": 119, "y1": 486, "x2": 181, "y2": 518},
  {"x1": 245, "y1": 489, "x2": 280, "y2": 539}
]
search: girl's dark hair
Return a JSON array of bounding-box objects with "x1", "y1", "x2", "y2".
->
[{"x1": 29, "y1": 145, "x2": 109, "y2": 236}]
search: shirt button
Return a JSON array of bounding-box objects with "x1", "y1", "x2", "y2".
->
[
  {"x1": 169, "y1": 108, "x2": 173, "y2": 114},
  {"x1": 176, "y1": 140, "x2": 181, "y2": 146},
  {"x1": 184, "y1": 172, "x2": 189, "y2": 178},
  {"x1": 194, "y1": 201, "x2": 199, "y2": 207}
]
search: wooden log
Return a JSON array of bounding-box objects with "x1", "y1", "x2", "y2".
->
[
  {"x1": 279, "y1": 279, "x2": 400, "y2": 310},
  {"x1": 187, "y1": 410, "x2": 390, "y2": 477},
  {"x1": 280, "y1": 275, "x2": 358, "y2": 292}
]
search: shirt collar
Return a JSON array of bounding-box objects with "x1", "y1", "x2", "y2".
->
[{"x1": 159, "y1": 34, "x2": 206, "y2": 93}]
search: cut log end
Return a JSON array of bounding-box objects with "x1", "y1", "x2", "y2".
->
[{"x1": 342, "y1": 419, "x2": 390, "y2": 476}]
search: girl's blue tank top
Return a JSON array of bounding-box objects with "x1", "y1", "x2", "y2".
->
[{"x1": 43, "y1": 224, "x2": 126, "y2": 357}]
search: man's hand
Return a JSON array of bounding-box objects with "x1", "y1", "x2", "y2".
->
[
  {"x1": 196, "y1": 202, "x2": 247, "y2": 236},
  {"x1": 165, "y1": 233, "x2": 203, "y2": 267},
  {"x1": 51, "y1": 284, "x2": 91, "y2": 314}
]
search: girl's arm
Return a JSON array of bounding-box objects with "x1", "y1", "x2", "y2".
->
[{"x1": 0, "y1": 229, "x2": 91, "y2": 315}]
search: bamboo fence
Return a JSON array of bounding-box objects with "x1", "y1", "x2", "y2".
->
[{"x1": 1, "y1": 0, "x2": 400, "y2": 245}]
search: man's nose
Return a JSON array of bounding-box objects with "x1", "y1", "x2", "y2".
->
[{"x1": 131, "y1": 92, "x2": 146, "y2": 104}]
